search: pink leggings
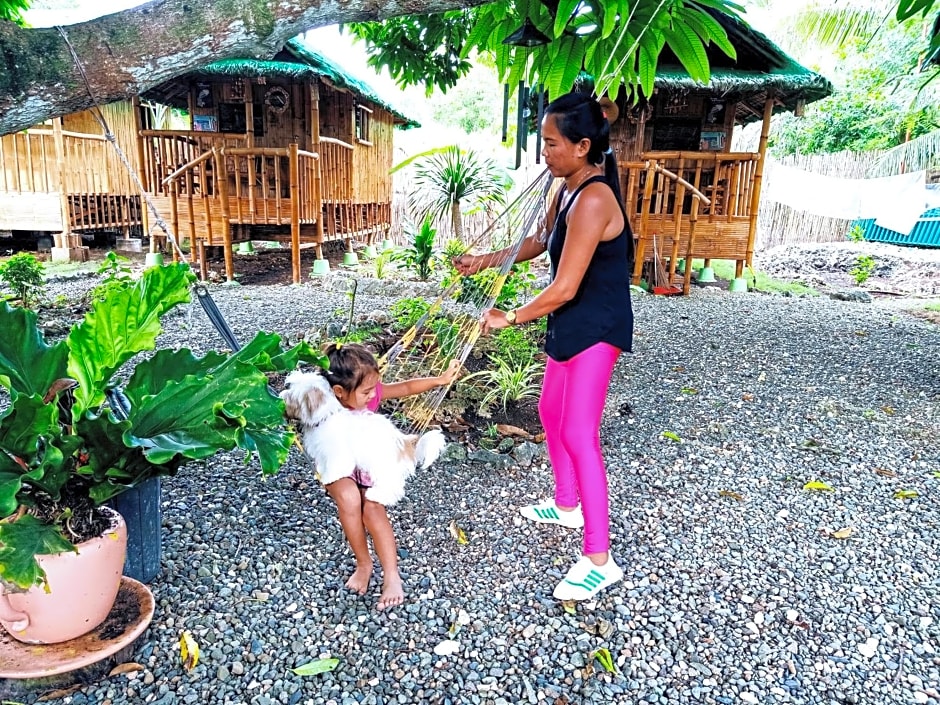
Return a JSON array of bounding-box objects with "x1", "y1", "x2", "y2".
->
[{"x1": 538, "y1": 342, "x2": 620, "y2": 555}]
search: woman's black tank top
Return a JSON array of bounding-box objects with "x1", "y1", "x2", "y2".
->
[{"x1": 544, "y1": 175, "x2": 634, "y2": 362}]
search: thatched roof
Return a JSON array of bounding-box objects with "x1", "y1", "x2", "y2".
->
[
  {"x1": 144, "y1": 39, "x2": 419, "y2": 128},
  {"x1": 650, "y1": 10, "x2": 832, "y2": 123}
]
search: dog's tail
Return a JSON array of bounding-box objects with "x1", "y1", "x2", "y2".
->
[{"x1": 415, "y1": 429, "x2": 447, "y2": 469}]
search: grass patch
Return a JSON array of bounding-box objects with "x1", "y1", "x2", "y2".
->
[
  {"x1": 925, "y1": 302, "x2": 940, "y2": 313},
  {"x1": 687, "y1": 258, "x2": 819, "y2": 296}
]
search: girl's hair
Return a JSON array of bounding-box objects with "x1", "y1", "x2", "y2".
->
[
  {"x1": 321, "y1": 342, "x2": 379, "y2": 392},
  {"x1": 545, "y1": 92, "x2": 623, "y2": 205}
]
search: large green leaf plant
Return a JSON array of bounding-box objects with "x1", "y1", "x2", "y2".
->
[{"x1": 0, "y1": 263, "x2": 324, "y2": 591}]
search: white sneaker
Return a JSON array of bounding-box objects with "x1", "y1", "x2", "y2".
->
[
  {"x1": 552, "y1": 556, "x2": 624, "y2": 601},
  {"x1": 519, "y1": 499, "x2": 584, "y2": 529}
]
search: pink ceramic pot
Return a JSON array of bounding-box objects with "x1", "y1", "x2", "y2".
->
[{"x1": 0, "y1": 506, "x2": 127, "y2": 644}]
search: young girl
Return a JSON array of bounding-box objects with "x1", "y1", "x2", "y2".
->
[{"x1": 320, "y1": 343, "x2": 460, "y2": 610}]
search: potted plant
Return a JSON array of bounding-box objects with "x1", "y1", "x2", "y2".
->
[{"x1": 0, "y1": 263, "x2": 322, "y2": 644}]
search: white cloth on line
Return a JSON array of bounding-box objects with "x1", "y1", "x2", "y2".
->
[{"x1": 762, "y1": 162, "x2": 929, "y2": 235}]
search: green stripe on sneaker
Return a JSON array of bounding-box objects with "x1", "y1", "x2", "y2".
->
[
  {"x1": 566, "y1": 569, "x2": 608, "y2": 591},
  {"x1": 535, "y1": 506, "x2": 559, "y2": 520}
]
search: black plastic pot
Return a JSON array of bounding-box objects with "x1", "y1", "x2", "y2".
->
[{"x1": 108, "y1": 477, "x2": 161, "y2": 583}]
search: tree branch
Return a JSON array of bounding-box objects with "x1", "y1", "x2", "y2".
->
[{"x1": 0, "y1": 0, "x2": 491, "y2": 135}]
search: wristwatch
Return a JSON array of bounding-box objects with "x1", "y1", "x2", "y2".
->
[{"x1": 505, "y1": 310, "x2": 517, "y2": 325}]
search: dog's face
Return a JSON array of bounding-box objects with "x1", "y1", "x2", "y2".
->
[{"x1": 280, "y1": 371, "x2": 341, "y2": 427}]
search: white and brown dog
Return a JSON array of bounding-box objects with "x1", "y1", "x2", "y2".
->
[{"x1": 280, "y1": 371, "x2": 446, "y2": 506}]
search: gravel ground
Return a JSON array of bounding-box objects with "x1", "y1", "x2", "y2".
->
[{"x1": 16, "y1": 272, "x2": 940, "y2": 705}]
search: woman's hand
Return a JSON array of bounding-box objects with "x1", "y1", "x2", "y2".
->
[
  {"x1": 481, "y1": 308, "x2": 512, "y2": 335},
  {"x1": 437, "y1": 359, "x2": 462, "y2": 386},
  {"x1": 453, "y1": 254, "x2": 484, "y2": 276}
]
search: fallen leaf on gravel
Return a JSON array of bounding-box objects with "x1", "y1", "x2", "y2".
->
[
  {"x1": 719, "y1": 490, "x2": 744, "y2": 501},
  {"x1": 433, "y1": 639, "x2": 460, "y2": 656},
  {"x1": 881, "y1": 405, "x2": 895, "y2": 416},
  {"x1": 448, "y1": 520, "x2": 468, "y2": 544},
  {"x1": 681, "y1": 387, "x2": 698, "y2": 395},
  {"x1": 179, "y1": 631, "x2": 200, "y2": 672},
  {"x1": 932, "y1": 471, "x2": 940, "y2": 479},
  {"x1": 447, "y1": 622, "x2": 461, "y2": 638},
  {"x1": 741, "y1": 393, "x2": 754, "y2": 401},
  {"x1": 561, "y1": 600, "x2": 577, "y2": 616},
  {"x1": 662, "y1": 431, "x2": 682, "y2": 442},
  {"x1": 291, "y1": 658, "x2": 339, "y2": 676},
  {"x1": 109, "y1": 662, "x2": 145, "y2": 677},
  {"x1": 803, "y1": 480, "x2": 834, "y2": 492},
  {"x1": 894, "y1": 489, "x2": 919, "y2": 499},
  {"x1": 38, "y1": 685, "x2": 82, "y2": 701},
  {"x1": 496, "y1": 423, "x2": 531, "y2": 438},
  {"x1": 855, "y1": 330, "x2": 868, "y2": 336},
  {"x1": 672, "y1": 366, "x2": 686, "y2": 372},
  {"x1": 829, "y1": 527, "x2": 855, "y2": 539},
  {"x1": 874, "y1": 468, "x2": 897, "y2": 478}
]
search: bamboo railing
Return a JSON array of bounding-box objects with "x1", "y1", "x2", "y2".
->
[
  {"x1": 623, "y1": 151, "x2": 761, "y2": 290},
  {"x1": 159, "y1": 144, "x2": 322, "y2": 284}
]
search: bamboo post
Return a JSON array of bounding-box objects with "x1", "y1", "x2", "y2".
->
[
  {"x1": 214, "y1": 148, "x2": 235, "y2": 281},
  {"x1": 744, "y1": 95, "x2": 774, "y2": 277},
  {"x1": 683, "y1": 197, "x2": 701, "y2": 295},
  {"x1": 52, "y1": 118, "x2": 71, "y2": 237},
  {"x1": 670, "y1": 156, "x2": 686, "y2": 281},
  {"x1": 290, "y1": 143, "x2": 301, "y2": 284},
  {"x1": 632, "y1": 161, "x2": 657, "y2": 285}
]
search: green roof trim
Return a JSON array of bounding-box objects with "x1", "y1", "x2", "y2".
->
[{"x1": 197, "y1": 39, "x2": 419, "y2": 128}]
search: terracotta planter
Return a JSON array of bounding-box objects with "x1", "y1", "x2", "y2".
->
[{"x1": 0, "y1": 506, "x2": 127, "y2": 645}]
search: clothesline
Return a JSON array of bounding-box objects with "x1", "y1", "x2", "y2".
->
[{"x1": 762, "y1": 163, "x2": 940, "y2": 235}]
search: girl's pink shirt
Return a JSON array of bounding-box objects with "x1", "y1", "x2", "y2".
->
[{"x1": 366, "y1": 382, "x2": 382, "y2": 412}]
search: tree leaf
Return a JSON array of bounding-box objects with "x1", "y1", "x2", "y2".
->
[
  {"x1": 829, "y1": 527, "x2": 855, "y2": 539},
  {"x1": 449, "y1": 520, "x2": 469, "y2": 545},
  {"x1": 663, "y1": 22, "x2": 711, "y2": 84},
  {"x1": 893, "y1": 489, "x2": 919, "y2": 499},
  {"x1": 662, "y1": 431, "x2": 681, "y2": 442},
  {"x1": 561, "y1": 600, "x2": 577, "y2": 615},
  {"x1": 553, "y1": 0, "x2": 582, "y2": 38},
  {"x1": 109, "y1": 662, "x2": 145, "y2": 677},
  {"x1": 719, "y1": 490, "x2": 744, "y2": 501},
  {"x1": 803, "y1": 480, "x2": 834, "y2": 492},
  {"x1": 179, "y1": 631, "x2": 200, "y2": 672},
  {"x1": 681, "y1": 387, "x2": 698, "y2": 395},
  {"x1": 291, "y1": 658, "x2": 339, "y2": 676}
]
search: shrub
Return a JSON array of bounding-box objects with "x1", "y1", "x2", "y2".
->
[
  {"x1": 463, "y1": 357, "x2": 543, "y2": 414},
  {"x1": 851, "y1": 254, "x2": 876, "y2": 285},
  {"x1": 0, "y1": 252, "x2": 45, "y2": 309}
]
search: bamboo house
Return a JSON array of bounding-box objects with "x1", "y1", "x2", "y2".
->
[
  {"x1": 605, "y1": 12, "x2": 832, "y2": 293},
  {"x1": 0, "y1": 40, "x2": 418, "y2": 283}
]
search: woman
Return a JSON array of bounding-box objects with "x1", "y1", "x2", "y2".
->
[{"x1": 454, "y1": 92, "x2": 634, "y2": 601}]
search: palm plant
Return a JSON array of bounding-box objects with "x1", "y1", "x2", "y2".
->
[{"x1": 411, "y1": 147, "x2": 510, "y2": 243}]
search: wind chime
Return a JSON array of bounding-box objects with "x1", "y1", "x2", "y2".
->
[{"x1": 500, "y1": 18, "x2": 551, "y2": 168}]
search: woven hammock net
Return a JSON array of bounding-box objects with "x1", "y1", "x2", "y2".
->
[{"x1": 376, "y1": 168, "x2": 557, "y2": 434}]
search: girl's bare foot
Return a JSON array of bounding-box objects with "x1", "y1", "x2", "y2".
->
[
  {"x1": 376, "y1": 574, "x2": 404, "y2": 610},
  {"x1": 346, "y1": 563, "x2": 373, "y2": 594}
]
